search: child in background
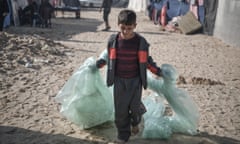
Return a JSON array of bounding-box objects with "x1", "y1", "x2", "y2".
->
[{"x1": 100, "y1": 0, "x2": 112, "y2": 31}]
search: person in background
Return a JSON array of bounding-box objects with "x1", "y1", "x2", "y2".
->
[
  {"x1": 21, "y1": 0, "x2": 39, "y2": 26},
  {"x1": 3, "y1": 0, "x2": 11, "y2": 28},
  {"x1": 0, "y1": 0, "x2": 9, "y2": 31},
  {"x1": 100, "y1": 0, "x2": 112, "y2": 31},
  {"x1": 95, "y1": 9, "x2": 162, "y2": 144},
  {"x1": 39, "y1": 0, "x2": 54, "y2": 28}
]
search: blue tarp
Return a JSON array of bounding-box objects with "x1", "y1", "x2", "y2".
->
[
  {"x1": 151, "y1": 0, "x2": 190, "y2": 21},
  {"x1": 167, "y1": 0, "x2": 189, "y2": 20},
  {"x1": 151, "y1": 0, "x2": 204, "y2": 23}
]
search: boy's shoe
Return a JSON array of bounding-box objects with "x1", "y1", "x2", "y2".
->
[{"x1": 131, "y1": 125, "x2": 139, "y2": 135}]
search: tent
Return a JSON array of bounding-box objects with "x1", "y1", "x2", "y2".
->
[
  {"x1": 214, "y1": 0, "x2": 240, "y2": 47},
  {"x1": 128, "y1": 0, "x2": 149, "y2": 12}
]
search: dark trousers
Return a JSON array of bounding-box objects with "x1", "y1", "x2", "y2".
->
[
  {"x1": 0, "y1": 16, "x2": 5, "y2": 31},
  {"x1": 113, "y1": 76, "x2": 143, "y2": 142},
  {"x1": 103, "y1": 8, "x2": 110, "y2": 22}
]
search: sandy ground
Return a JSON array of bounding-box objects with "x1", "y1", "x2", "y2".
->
[{"x1": 1, "y1": 8, "x2": 240, "y2": 144}]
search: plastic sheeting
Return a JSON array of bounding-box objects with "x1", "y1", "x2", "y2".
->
[
  {"x1": 55, "y1": 57, "x2": 199, "y2": 138},
  {"x1": 55, "y1": 57, "x2": 114, "y2": 130},
  {"x1": 143, "y1": 64, "x2": 199, "y2": 139},
  {"x1": 142, "y1": 93, "x2": 172, "y2": 139}
]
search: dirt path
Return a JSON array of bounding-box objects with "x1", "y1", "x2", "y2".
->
[{"x1": 0, "y1": 8, "x2": 240, "y2": 144}]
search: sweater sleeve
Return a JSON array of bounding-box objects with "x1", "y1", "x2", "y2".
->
[
  {"x1": 147, "y1": 56, "x2": 162, "y2": 76},
  {"x1": 96, "y1": 34, "x2": 117, "y2": 68}
]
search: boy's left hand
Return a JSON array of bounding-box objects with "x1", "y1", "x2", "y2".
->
[
  {"x1": 96, "y1": 59, "x2": 106, "y2": 68},
  {"x1": 157, "y1": 68, "x2": 163, "y2": 77}
]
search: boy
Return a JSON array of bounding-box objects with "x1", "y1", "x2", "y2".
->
[{"x1": 96, "y1": 9, "x2": 162, "y2": 143}]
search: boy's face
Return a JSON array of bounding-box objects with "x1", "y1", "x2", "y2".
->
[{"x1": 118, "y1": 23, "x2": 137, "y2": 39}]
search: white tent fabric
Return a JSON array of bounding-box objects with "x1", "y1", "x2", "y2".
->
[
  {"x1": 16, "y1": 0, "x2": 28, "y2": 8},
  {"x1": 214, "y1": 0, "x2": 240, "y2": 47},
  {"x1": 11, "y1": 0, "x2": 20, "y2": 26},
  {"x1": 128, "y1": 0, "x2": 149, "y2": 12},
  {"x1": 10, "y1": 0, "x2": 28, "y2": 26}
]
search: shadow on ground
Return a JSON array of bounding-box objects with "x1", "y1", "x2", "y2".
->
[
  {"x1": 5, "y1": 17, "x2": 102, "y2": 42},
  {"x1": 86, "y1": 121, "x2": 240, "y2": 144},
  {"x1": 0, "y1": 126, "x2": 105, "y2": 144}
]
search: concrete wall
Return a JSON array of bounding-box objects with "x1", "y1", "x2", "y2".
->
[{"x1": 214, "y1": 0, "x2": 240, "y2": 48}]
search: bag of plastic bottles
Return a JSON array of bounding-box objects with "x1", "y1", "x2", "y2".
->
[
  {"x1": 55, "y1": 57, "x2": 114, "y2": 130},
  {"x1": 142, "y1": 64, "x2": 199, "y2": 139}
]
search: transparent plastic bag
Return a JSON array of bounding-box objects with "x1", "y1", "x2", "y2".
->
[
  {"x1": 142, "y1": 93, "x2": 172, "y2": 139},
  {"x1": 143, "y1": 64, "x2": 199, "y2": 139},
  {"x1": 55, "y1": 57, "x2": 114, "y2": 129}
]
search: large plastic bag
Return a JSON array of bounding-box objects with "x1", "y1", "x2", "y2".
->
[
  {"x1": 142, "y1": 93, "x2": 172, "y2": 139},
  {"x1": 142, "y1": 64, "x2": 199, "y2": 139},
  {"x1": 55, "y1": 57, "x2": 114, "y2": 129}
]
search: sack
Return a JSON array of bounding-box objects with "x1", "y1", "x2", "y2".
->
[
  {"x1": 142, "y1": 93, "x2": 172, "y2": 139},
  {"x1": 55, "y1": 57, "x2": 114, "y2": 129},
  {"x1": 143, "y1": 64, "x2": 199, "y2": 139}
]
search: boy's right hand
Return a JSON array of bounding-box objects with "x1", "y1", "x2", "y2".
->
[{"x1": 96, "y1": 59, "x2": 106, "y2": 68}]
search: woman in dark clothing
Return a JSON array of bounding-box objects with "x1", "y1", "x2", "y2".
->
[
  {"x1": 0, "y1": 0, "x2": 9, "y2": 31},
  {"x1": 39, "y1": 0, "x2": 54, "y2": 28}
]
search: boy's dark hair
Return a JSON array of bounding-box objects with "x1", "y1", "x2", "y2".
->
[{"x1": 118, "y1": 9, "x2": 136, "y2": 25}]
